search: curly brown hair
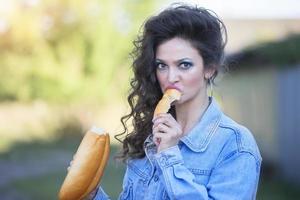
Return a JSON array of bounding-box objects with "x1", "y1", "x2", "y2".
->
[{"x1": 115, "y1": 4, "x2": 227, "y2": 161}]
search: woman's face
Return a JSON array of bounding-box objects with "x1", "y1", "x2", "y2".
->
[{"x1": 155, "y1": 37, "x2": 214, "y2": 105}]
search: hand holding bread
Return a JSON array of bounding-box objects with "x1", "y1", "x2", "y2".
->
[{"x1": 153, "y1": 89, "x2": 182, "y2": 148}]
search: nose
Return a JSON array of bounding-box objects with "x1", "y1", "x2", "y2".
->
[{"x1": 167, "y1": 67, "x2": 179, "y2": 83}]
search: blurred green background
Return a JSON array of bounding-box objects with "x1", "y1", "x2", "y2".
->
[{"x1": 0, "y1": 0, "x2": 300, "y2": 199}]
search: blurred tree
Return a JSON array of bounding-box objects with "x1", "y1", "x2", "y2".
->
[{"x1": 0, "y1": 0, "x2": 158, "y2": 104}]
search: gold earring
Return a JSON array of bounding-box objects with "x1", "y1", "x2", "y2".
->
[{"x1": 207, "y1": 78, "x2": 213, "y2": 97}]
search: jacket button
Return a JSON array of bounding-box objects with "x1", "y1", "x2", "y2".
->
[
  {"x1": 154, "y1": 175, "x2": 159, "y2": 182},
  {"x1": 160, "y1": 156, "x2": 167, "y2": 166}
]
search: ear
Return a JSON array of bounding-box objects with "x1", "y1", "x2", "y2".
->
[{"x1": 204, "y1": 67, "x2": 216, "y2": 80}]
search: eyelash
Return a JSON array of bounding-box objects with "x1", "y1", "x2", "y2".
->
[
  {"x1": 179, "y1": 61, "x2": 193, "y2": 69},
  {"x1": 156, "y1": 62, "x2": 167, "y2": 70}
]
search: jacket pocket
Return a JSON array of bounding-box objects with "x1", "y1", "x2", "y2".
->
[{"x1": 188, "y1": 168, "x2": 212, "y2": 185}]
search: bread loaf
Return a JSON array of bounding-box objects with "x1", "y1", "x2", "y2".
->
[{"x1": 58, "y1": 126, "x2": 110, "y2": 200}]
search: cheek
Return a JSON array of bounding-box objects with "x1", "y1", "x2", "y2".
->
[{"x1": 185, "y1": 73, "x2": 206, "y2": 89}]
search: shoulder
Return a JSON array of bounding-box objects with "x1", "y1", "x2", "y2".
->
[
  {"x1": 215, "y1": 113, "x2": 262, "y2": 163},
  {"x1": 125, "y1": 157, "x2": 150, "y2": 180}
]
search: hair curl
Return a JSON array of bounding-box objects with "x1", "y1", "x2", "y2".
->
[{"x1": 115, "y1": 3, "x2": 227, "y2": 161}]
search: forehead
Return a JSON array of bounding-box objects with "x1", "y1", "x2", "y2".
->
[{"x1": 155, "y1": 37, "x2": 201, "y2": 60}]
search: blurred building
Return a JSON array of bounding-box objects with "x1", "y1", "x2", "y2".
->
[{"x1": 219, "y1": 33, "x2": 300, "y2": 185}]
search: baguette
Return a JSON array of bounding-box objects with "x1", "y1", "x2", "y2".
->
[
  {"x1": 154, "y1": 89, "x2": 182, "y2": 117},
  {"x1": 59, "y1": 126, "x2": 110, "y2": 200}
]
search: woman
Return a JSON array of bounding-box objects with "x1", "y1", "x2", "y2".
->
[{"x1": 94, "y1": 3, "x2": 261, "y2": 200}]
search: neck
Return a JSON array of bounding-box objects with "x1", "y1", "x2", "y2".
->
[{"x1": 176, "y1": 93, "x2": 210, "y2": 135}]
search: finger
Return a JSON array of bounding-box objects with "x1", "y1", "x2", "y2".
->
[
  {"x1": 152, "y1": 113, "x2": 172, "y2": 122},
  {"x1": 164, "y1": 113, "x2": 179, "y2": 124},
  {"x1": 153, "y1": 118, "x2": 181, "y2": 133},
  {"x1": 68, "y1": 161, "x2": 73, "y2": 170},
  {"x1": 153, "y1": 118, "x2": 170, "y2": 129},
  {"x1": 153, "y1": 117, "x2": 174, "y2": 130},
  {"x1": 153, "y1": 123, "x2": 171, "y2": 134},
  {"x1": 153, "y1": 113, "x2": 177, "y2": 124},
  {"x1": 153, "y1": 132, "x2": 166, "y2": 146},
  {"x1": 153, "y1": 121, "x2": 182, "y2": 139},
  {"x1": 67, "y1": 160, "x2": 74, "y2": 171},
  {"x1": 154, "y1": 137, "x2": 161, "y2": 146}
]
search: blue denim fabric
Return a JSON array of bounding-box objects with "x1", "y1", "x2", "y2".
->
[{"x1": 94, "y1": 98, "x2": 262, "y2": 200}]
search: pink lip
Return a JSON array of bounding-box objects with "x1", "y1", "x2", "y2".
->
[{"x1": 165, "y1": 85, "x2": 182, "y2": 92}]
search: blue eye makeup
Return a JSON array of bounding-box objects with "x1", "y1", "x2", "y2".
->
[
  {"x1": 155, "y1": 58, "x2": 193, "y2": 71},
  {"x1": 178, "y1": 59, "x2": 193, "y2": 70}
]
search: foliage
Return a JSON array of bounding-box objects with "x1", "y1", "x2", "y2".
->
[
  {"x1": 226, "y1": 34, "x2": 300, "y2": 71},
  {"x1": 0, "y1": 0, "x2": 158, "y2": 103}
]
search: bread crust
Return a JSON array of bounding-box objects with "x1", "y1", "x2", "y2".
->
[{"x1": 154, "y1": 89, "x2": 182, "y2": 117}]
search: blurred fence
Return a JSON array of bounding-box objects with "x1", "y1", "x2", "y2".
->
[
  {"x1": 278, "y1": 64, "x2": 300, "y2": 185},
  {"x1": 217, "y1": 64, "x2": 300, "y2": 185}
]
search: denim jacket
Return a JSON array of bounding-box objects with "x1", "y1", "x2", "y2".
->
[{"x1": 94, "y1": 98, "x2": 262, "y2": 200}]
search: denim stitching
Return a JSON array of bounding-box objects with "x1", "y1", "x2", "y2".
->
[
  {"x1": 128, "y1": 162, "x2": 148, "y2": 180},
  {"x1": 188, "y1": 168, "x2": 212, "y2": 176}
]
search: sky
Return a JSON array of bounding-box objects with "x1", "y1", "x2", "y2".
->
[{"x1": 164, "y1": 0, "x2": 300, "y2": 19}]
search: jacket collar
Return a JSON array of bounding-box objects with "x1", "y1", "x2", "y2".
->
[{"x1": 180, "y1": 97, "x2": 222, "y2": 152}]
